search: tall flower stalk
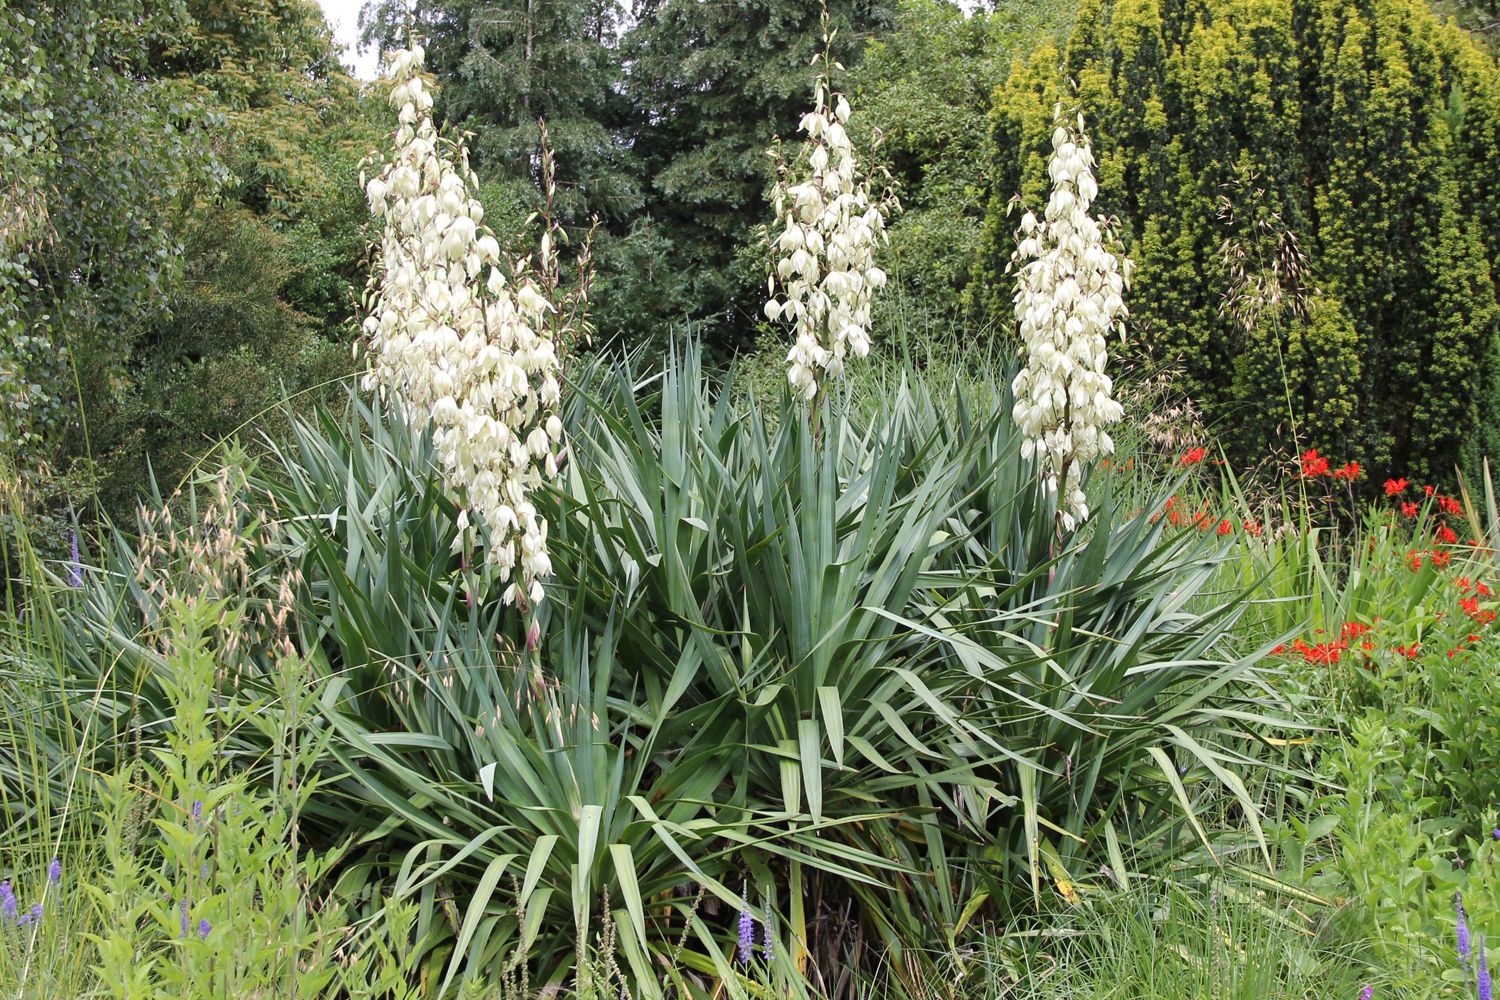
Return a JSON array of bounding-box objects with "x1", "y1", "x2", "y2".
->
[
  {"x1": 1009, "y1": 105, "x2": 1131, "y2": 531},
  {"x1": 765, "y1": 9, "x2": 894, "y2": 406},
  {"x1": 361, "y1": 46, "x2": 575, "y2": 608}
]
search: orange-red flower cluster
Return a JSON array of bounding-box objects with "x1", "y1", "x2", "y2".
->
[
  {"x1": 1299, "y1": 449, "x2": 1362, "y2": 482},
  {"x1": 1300, "y1": 449, "x2": 1331, "y2": 478},
  {"x1": 1150, "y1": 495, "x2": 1262, "y2": 538},
  {"x1": 1274, "y1": 573, "x2": 1496, "y2": 668}
]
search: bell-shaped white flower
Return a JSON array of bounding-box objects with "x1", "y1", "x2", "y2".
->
[
  {"x1": 765, "y1": 74, "x2": 895, "y2": 403},
  {"x1": 361, "y1": 46, "x2": 570, "y2": 607},
  {"x1": 1009, "y1": 106, "x2": 1130, "y2": 530}
]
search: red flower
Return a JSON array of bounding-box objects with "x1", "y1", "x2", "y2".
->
[
  {"x1": 1461, "y1": 595, "x2": 1481, "y2": 617},
  {"x1": 1242, "y1": 518, "x2": 1263, "y2": 537},
  {"x1": 1292, "y1": 637, "x2": 1345, "y2": 665},
  {"x1": 1432, "y1": 550, "x2": 1453, "y2": 568},
  {"x1": 1333, "y1": 461, "x2": 1362, "y2": 482},
  {"x1": 1479, "y1": 581, "x2": 1493, "y2": 598},
  {"x1": 1216, "y1": 518, "x2": 1233, "y2": 536},
  {"x1": 1340, "y1": 621, "x2": 1371, "y2": 641},
  {"x1": 1438, "y1": 524, "x2": 1459, "y2": 545},
  {"x1": 1394, "y1": 643, "x2": 1421, "y2": 659},
  {"x1": 1409, "y1": 550, "x2": 1424, "y2": 571},
  {"x1": 1439, "y1": 495, "x2": 1463, "y2": 516},
  {"x1": 1384, "y1": 478, "x2": 1409, "y2": 496},
  {"x1": 1300, "y1": 449, "x2": 1330, "y2": 478},
  {"x1": 1424, "y1": 485, "x2": 1436, "y2": 497},
  {"x1": 1400, "y1": 501, "x2": 1419, "y2": 518},
  {"x1": 1179, "y1": 447, "x2": 1207, "y2": 466}
]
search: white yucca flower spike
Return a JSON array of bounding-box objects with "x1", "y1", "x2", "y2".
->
[
  {"x1": 765, "y1": 24, "x2": 894, "y2": 404},
  {"x1": 361, "y1": 45, "x2": 565, "y2": 608},
  {"x1": 1010, "y1": 105, "x2": 1131, "y2": 531}
]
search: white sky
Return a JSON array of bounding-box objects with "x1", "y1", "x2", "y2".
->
[{"x1": 313, "y1": 0, "x2": 381, "y2": 79}]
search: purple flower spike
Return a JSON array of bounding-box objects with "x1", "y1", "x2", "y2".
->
[
  {"x1": 68, "y1": 531, "x2": 83, "y2": 589},
  {"x1": 762, "y1": 920, "x2": 774, "y2": 963},
  {"x1": 1, "y1": 881, "x2": 16, "y2": 922},
  {"x1": 1359, "y1": 986, "x2": 1373, "y2": 1000},
  {"x1": 179, "y1": 898, "x2": 190, "y2": 939},
  {"x1": 28, "y1": 902, "x2": 41, "y2": 921},
  {"x1": 16, "y1": 913, "x2": 31, "y2": 927},
  {"x1": 1481, "y1": 934, "x2": 1492, "y2": 1000},
  {"x1": 737, "y1": 902, "x2": 754, "y2": 963},
  {"x1": 197, "y1": 917, "x2": 211, "y2": 941},
  {"x1": 1493, "y1": 827, "x2": 1500, "y2": 840},
  {"x1": 191, "y1": 801, "x2": 203, "y2": 822},
  {"x1": 47, "y1": 858, "x2": 60, "y2": 887},
  {"x1": 1460, "y1": 891, "x2": 1473, "y2": 964}
]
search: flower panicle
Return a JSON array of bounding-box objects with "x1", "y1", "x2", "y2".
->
[
  {"x1": 361, "y1": 45, "x2": 568, "y2": 608},
  {"x1": 1009, "y1": 105, "x2": 1130, "y2": 531},
  {"x1": 765, "y1": 69, "x2": 893, "y2": 402}
]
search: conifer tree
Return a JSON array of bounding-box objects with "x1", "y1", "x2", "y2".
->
[
  {"x1": 622, "y1": 0, "x2": 894, "y2": 347},
  {"x1": 979, "y1": 0, "x2": 1500, "y2": 482},
  {"x1": 361, "y1": 0, "x2": 637, "y2": 223}
]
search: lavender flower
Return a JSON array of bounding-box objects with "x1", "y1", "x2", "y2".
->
[
  {"x1": 47, "y1": 858, "x2": 60, "y2": 887},
  {"x1": 1, "y1": 881, "x2": 16, "y2": 923},
  {"x1": 67, "y1": 531, "x2": 82, "y2": 589},
  {"x1": 1460, "y1": 891, "x2": 1473, "y2": 964},
  {"x1": 1359, "y1": 987, "x2": 1373, "y2": 1000},
  {"x1": 179, "y1": 898, "x2": 190, "y2": 939},
  {"x1": 762, "y1": 916, "x2": 774, "y2": 963},
  {"x1": 737, "y1": 901, "x2": 754, "y2": 963},
  {"x1": 1493, "y1": 827, "x2": 1499, "y2": 840},
  {"x1": 1481, "y1": 933, "x2": 1492, "y2": 1000},
  {"x1": 28, "y1": 903, "x2": 41, "y2": 921},
  {"x1": 197, "y1": 917, "x2": 211, "y2": 941},
  {"x1": 191, "y1": 801, "x2": 203, "y2": 822}
]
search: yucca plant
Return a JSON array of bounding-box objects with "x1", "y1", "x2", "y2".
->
[{"x1": 47, "y1": 343, "x2": 1284, "y2": 998}]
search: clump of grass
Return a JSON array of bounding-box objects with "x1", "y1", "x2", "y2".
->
[{"x1": 991, "y1": 879, "x2": 1396, "y2": 1000}]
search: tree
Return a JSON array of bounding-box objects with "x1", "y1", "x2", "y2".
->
[
  {"x1": 848, "y1": 0, "x2": 1069, "y2": 337},
  {"x1": 91, "y1": 0, "x2": 382, "y2": 513},
  {"x1": 360, "y1": 0, "x2": 638, "y2": 224},
  {"x1": 1, "y1": 0, "x2": 384, "y2": 537},
  {"x1": 1, "y1": 0, "x2": 220, "y2": 550},
  {"x1": 977, "y1": 0, "x2": 1500, "y2": 482},
  {"x1": 620, "y1": 0, "x2": 896, "y2": 353}
]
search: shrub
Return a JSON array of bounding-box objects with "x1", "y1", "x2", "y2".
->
[
  {"x1": 47, "y1": 346, "x2": 1283, "y2": 997},
  {"x1": 976, "y1": 0, "x2": 1500, "y2": 484}
]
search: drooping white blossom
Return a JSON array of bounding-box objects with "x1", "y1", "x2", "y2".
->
[
  {"x1": 765, "y1": 75, "x2": 893, "y2": 401},
  {"x1": 361, "y1": 46, "x2": 564, "y2": 607},
  {"x1": 1010, "y1": 106, "x2": 1132, "y2": 531}
]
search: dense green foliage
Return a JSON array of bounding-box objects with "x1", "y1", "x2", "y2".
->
[
  {"x1": 0, "y1": 0, "x2": 221, "y2": 530},
  {"x1": 846, "y1": 0, "x2": 1069, "y2": 336},
  {"x1": 360, "y1": 0, "x2": 638, "y2": 224},
  {"x1": 0, "y1": 0, "x2": 379, "y2": 545},
  {"x1": 977, "y1": 0, "x2": 1500, "y2": 484},
  {"x1": 360, "y1": 0, "x2": 896, "y2": 353}
]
